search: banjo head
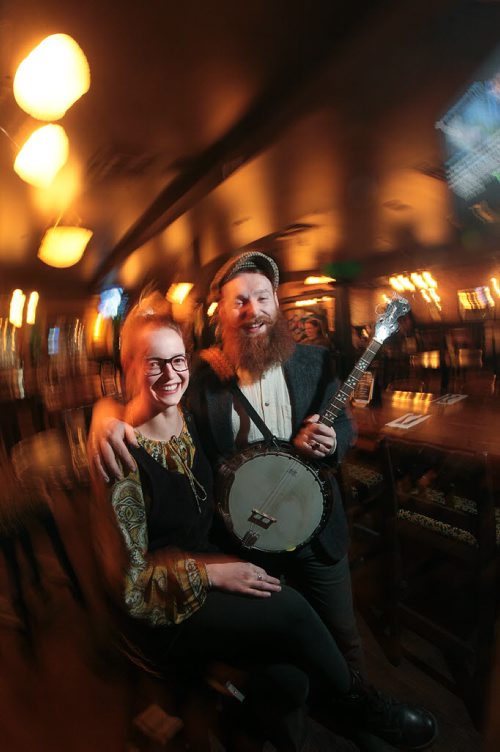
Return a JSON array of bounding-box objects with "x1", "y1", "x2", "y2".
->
[{"x1": 217, "y1": 443, "x2": 331, "y2": 553}]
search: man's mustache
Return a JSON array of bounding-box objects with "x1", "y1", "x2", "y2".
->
[{"x1": 240, "y1": 315, "x2": 272, "y2": 327}]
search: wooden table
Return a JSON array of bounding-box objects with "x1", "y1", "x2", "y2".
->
[{"x1": 351, "y1": 391, "x2": 500, "y2": 455}]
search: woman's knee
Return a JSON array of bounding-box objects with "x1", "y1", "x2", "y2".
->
[{"x1": 271, "y1": 585, "x2": 318, "y2": 634}]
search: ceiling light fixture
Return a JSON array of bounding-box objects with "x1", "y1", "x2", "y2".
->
[
  {"x1": 14, "y1": 124, "x2": 69, "y2": 188},
  {"x1": 38, "y1": 225, "x2": 93, "y2": 268},
  {"x1": 14, "y1": 33, "x2": 90, "y2": 121}
]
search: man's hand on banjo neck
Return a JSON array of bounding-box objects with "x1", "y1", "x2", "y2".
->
[{"x1": 293, "y1": 414, "x2": 337, "y2": 460}]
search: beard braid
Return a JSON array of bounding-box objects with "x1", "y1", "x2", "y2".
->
[{"x1": 222, "y1": 311, "x2": 295, "y2": 377}]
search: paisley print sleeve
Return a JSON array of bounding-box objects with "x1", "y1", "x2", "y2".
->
[{"x1": 109, "y1": 472, "x2": 209, "y2": 626}]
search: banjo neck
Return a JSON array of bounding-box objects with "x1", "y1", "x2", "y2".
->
[{"x1": 319, "y1": 337, "x2": 383, "y2": 428}]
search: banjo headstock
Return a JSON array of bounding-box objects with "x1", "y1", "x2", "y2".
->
[{"x1": 373, "y1": 295, "x2": 411, "y2": 343}]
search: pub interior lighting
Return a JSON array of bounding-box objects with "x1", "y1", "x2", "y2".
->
[
  {"x1": 207, "y1": 302, "x2": 218, "y2": 317},
  {"x1": 389, "y1": 271, "x2": 440, "y2": 308},
  {"x1": 9, "y1": 289, "x2": 26, "y2": 328},
  {"x1": 428, "y1": 288, "x2": 442, "y2": 310},
  {"x1": 304, "y1": 275, "x2": 336, "y2": 285},
  {"x1": 491, "y1": 277, "x2": 500, "y2": 298},
  {"x1": 38, "y1": 226, "x2": 93, "y2": 268},
  {"x1": 294, "y1": 296, "x2": 333, "y2": 307},
  {"x1": 458, "y1": 286, "x2": 495, "y2": 310},
  {"x1": 14, "y1": 124, "x2": 69, "y2": 188},
  {"x1": 93, "y1": 313, "x2": 103, "y2": 341},
  {"x1": 14, "y1": 34, "x2": 90, "y2": 121},
  {"x1": 26, "y1": 291, "x2": 39, "y2": 325},
  {"x1": 390, "y1": 391, "x2": 433, "y2": 408},
  {"x1": 166, "y1": 283, "x2": 194, "y2": 305}
]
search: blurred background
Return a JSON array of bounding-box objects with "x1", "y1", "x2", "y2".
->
[{"x1": 1, "y1": 1, "x2": 500, "y2": 750}]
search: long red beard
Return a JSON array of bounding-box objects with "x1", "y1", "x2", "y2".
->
[{"x1": 222, "y1": 312, "x2": 295, "y2": 376}]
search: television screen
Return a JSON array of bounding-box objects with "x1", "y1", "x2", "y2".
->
[
  {"x1": 437, "y1": 46, "x2": 500, "y2": 231},
  {"x1": 98, "y1": 287, "x2": 125, "y2": 319}
]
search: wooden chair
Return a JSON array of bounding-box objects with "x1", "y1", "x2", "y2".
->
[
  {"x1": 9, "y1": 430, "x2": 88, "y2": 610},
  {"x1": 459, "y1": 372, "x2": 497, "y2": 399},
  {"x1": 382, "y1": 438, "x2": 499, "y2": 727}
]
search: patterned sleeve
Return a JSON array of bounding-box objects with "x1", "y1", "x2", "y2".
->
[{"x1": 109, "y1": 471, "x2": 210, "y2": 626}]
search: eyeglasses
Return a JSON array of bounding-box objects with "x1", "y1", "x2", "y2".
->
[{"x1": 143, "y1": 355, "x2": 189, "y2": 376}]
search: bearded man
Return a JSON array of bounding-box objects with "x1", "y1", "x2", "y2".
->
[{"x1": 189, "y1": 252, "x2": 362, "y2": 669}]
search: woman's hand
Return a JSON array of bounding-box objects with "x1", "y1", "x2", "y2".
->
[
  {"x1": 87, "y1": 399, "x2": 138, "y2": 482},
  {"x1": 205, "y1": 561, "x2": 281, "y2": 598},
  {"x1": 293, "y1": 413, "x2": 337, "y2": 459}
]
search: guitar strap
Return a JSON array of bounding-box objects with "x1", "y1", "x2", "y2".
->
[{"x1": 228, "y1": 379, "x2": 276, "y2": 443}]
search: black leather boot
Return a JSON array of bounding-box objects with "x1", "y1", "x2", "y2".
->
[{"x1": 334, "y1": 671, "x2": 437, "y2": 750}]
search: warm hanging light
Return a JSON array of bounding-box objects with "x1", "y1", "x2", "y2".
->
[
  {"x1": 13, "y1": 33, "x2": 90, "y2": 121},
  {"x1": 294, "y1": 296, "x2": 332, "y2": 307},
  {"x1": 304, "y1": 275, "x2": 336, "y2": 285},
  {"x1": 14, "y1": 124, "x2": 69, "y2": 188},
  {"x1": 389, "y1": 276, "x2": 405, "y2": 292},
  {"x1": 422, "y1": 271, "x2": 437, "y2": 288},
  {"x1": 410, "y1": 272, "x2": 426, "y2": 289},
  {"x1": 166, "y1": 283, "x2": 193, "y2": 305},
  {"x1": 26, "y1": 291, "x2": 39, "y2": 325},
  {"x1": 207, "y1": 302, "x2": 218, "y2": 317},
  {"x1": 38, "y1": 226, "x2": 93, "y2": 268},
  {"x1": 93, "y1": 313, "x2": 103, "y2": 341},
  {"x1": 399, "y1": 275, "x2": 415, "y2": 292},
  {"x1": 9, "y1": 289, "x2": 26, "y2": 328}
]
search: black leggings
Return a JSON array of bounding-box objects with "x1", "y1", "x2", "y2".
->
[{"x1": 162, "y1": 584, "x2": 352, "y2": 699}]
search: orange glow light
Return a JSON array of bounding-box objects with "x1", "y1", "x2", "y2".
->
[
  {"x1": 14, "y1": 124, "x2": 69, "y2": 188},
  {"x1": 14, "y1": 33, "x2": 90, "y2": 121},
  {"x1": 304, "y1": 275, "x2": 335, "y2": 285},
  {"x1": 166, "y1": 283, "x2": 194, "y2": 305},
  {"x1": 9, "y1": 289, "x2": 26, "y2": 328},
  {"x1": 26, "y1": 291, "x2": 39, "y2": 325},
  {"x1": 38, "y1": 226, "x2": 92, "y2": 268}
]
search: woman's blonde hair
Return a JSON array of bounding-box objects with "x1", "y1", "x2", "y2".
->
[{"x1": 119, "y1": 290, "x2": 188, "y2": 398}]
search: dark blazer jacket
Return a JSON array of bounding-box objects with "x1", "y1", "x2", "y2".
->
[{"x1": 187, "y1": 344, "x2": 355, "y2": 561}]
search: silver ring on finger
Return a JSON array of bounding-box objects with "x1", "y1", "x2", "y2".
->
[{"x1": 257, "y1": 574, "x2": 263, "y2": 581}]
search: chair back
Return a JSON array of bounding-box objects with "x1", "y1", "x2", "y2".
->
[{"x1": 383, "y1": 438, "x2": 496, "y2": 559}]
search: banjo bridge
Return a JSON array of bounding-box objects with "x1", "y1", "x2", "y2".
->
[{"x1": 248, "y1": 508, "x2": 277, "y2": 529}]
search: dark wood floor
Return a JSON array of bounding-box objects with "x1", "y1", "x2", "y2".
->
[
  {"x1": 357, "y1": 618, "x2": 482, "y2": 752},
  {"x1": 0, "y1": 492, "x2": 491, "y2": 752}
]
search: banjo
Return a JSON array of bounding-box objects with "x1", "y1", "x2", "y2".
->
[{"x1": 217, "y1": 295, "x2": 410, "y2": 553}]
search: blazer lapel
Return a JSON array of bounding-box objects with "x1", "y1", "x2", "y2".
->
[{"x1": 283, "y1": 350, "x2": 307, "y2": 434}]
